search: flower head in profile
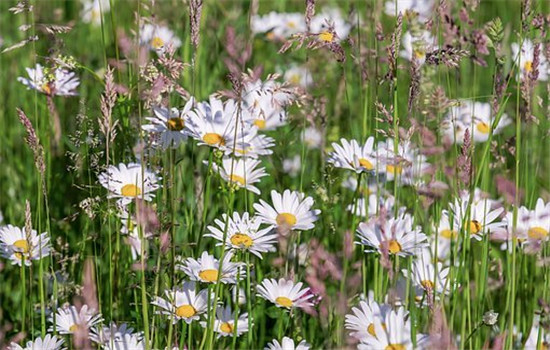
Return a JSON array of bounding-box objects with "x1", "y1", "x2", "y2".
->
[
  {"x1": 384, "y1": 0, "x2": 434, "y2": 21},
  {"x1": 90, "y1": 322, "x2": 140, "y2": 347},
  {"x1": 257, "y1": 278, "x2": 314, "y2": 310},
  {"x1": 502, "y1": 198, "x2": 550, "y2": 248},
  {"x1": 0, "y1": 225, "x2": 51, "y2": 266},
  {"x1": 328, "y1": 137, "x2": 378, "y2": 173},
  {"x1": 347, "y1": 194, "x2": 395, "y2": 218},
  {"x1": 511, "y1": 39, "x2": 549, "y2": 81},
  {"x1": 98, "y1": 163, "x2": 160, "y2": 206},
  {"x1": 178, "y1": 251, "x2": 244, "y2": 284},
  {"x1": 400, "y1": 30, "x2": 437, "y2": 65},
  {"x1": 251, "y1": 12, "x2": 306, "y2": 40},
  {"x1": 18, "y1": 63, "x2": 80, "y2": 96},
  {"x1": 200, "y1": 305, "x2": 250, "y2": 338},
  {"x1": 8, "y1": 334, "x2": 64, "y2": 350},
  {"x1": 254, "y1": 190, "x2": 321, "y2": 232},
  {"x1": 140, "y1": 23, "x2": 182, "y2": 53},
  {"x1": 431, "y1": 211, "x2": 459, "y2": 262},
  {"x1": 48, "y1": 304, "x2": 103, "y2": 335},
  {"x1": 206, "y1": 212, "x2": 277, "y2": 258},
  {"x1": 284, "y1": 65, "x2": 313, "y2": 89},
  {"x1": 402, "y1": 249, "x2": 450, "y2": 297},
  {"x1": 104, "y1": 333, "x2": 145, "y2": 350},
  {"x1": 377, "y1": 139, "x2": 430, "y2": 186},
  {"x1": 142, "y1": 98, "x2": 194, "y2": 149},
  {"x1": 152, "y1": 281, "x2": 210, "y2": 324},
  {"x1": 301, "y1": 127, "x2": 323, "y2": 149},
  {"x1": 356, "y1": 212, "x2": 428, "y2": 257},
  {"x1": 210, "y1": 157, "x2": 267, "y2": 195},
  {"x1": 265, "y1": 337, "x2": 311, "y2": 350},
  {"x1": 81, "y1": 0, "x2": 110, "y2": 25},
  {"x1": 345, "y1": 296, "x2": 392, "y2": 342},
  {"x1": 310, "y1": 7, "x2": 351, "y2": 42}
]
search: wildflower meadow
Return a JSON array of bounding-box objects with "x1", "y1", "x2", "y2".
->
[{"x1": 1, "y1": 0, "x2": 550, "y2": 349}]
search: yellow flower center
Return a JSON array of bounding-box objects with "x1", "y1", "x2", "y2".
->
[
  {"x1": 476, "y1": 122, "x2": 490, "y2": 134},
  {"x1": 382, "y1": 239, "x2": 402, "y2": 254},
  {"x1": 266, "y1": 32, "x2": 275, "y2": 40},
  {"x1": 199, "y1": 269, "x2": 219, "y2": 282},
  {"x1": 421, "y1": 280, "x2": 435, "y2": 290},
  {"x1": 287, "y1": 21, "x2": 296, "y2": 29},
  {"x1": 528, "y1": 226, "x2": 549, "y2": 240},
  {"x1": 253, "y1": 119, "x2": 266, "y2": 130},
  {"x1": 13, "y1": 239, "x2": 30, "y2": 253},
  {"x1": 289, "y1": 74, "x2": 301, "y2": 85},
  {"x1": 440, "y1": 229, "x2": 457, "y2": 239},
  {"x1": 319, "y1": 31, "x2": 334, "y2": 42},
  {"x1": 367, "y1": 322, "x2": 387, "y2": 337},
  {"x1": 229, "y1": 174, "x2": 246, "y2": 186},
  {"x1": 414, "y1": 49, "x2": 426, "y2": 60},
  {"x1": 41, "y1": 83, "x2": 52, "y2": 95},
  {"x1": 230, "y1": 233, "x2": 253, "y2": 248},
  {"x1": 275, "y1": 296, "x2": 293, "y2": 308},
  {"x1": 69, "y1": 324, "x2": 79, "y2": 332},
  {"x1": 202, "y1": 133, "x2": 225, "y2": 146},
  {"x1": 121, "y1": 184, "x2": 141, "y2": 197},
  {"x1": 276, "y1": 213, "x2": 297, "y2": 227},
  {"x1": 359, "y1": 158, "x2": 374, "y2": 170},
  {"x1": 386, "y1": 164, "x2": 403, "y2": 175},
  {"x1": 386, "y1": 344, "x2": 405, "y2": 350},
  {"x1": 524, "y1": 60, "x2": 533, "y2": 73},
  {"x1": 469, "y1": 220, "x2": 482, "y2": 234},
  {"x1": 175, "y1": 304, "x2": 196, "y2": 318},
  {"x1": 166, "y1": 117, "x2": 184, "y2": 131},
  {"x1": 150, "y1": 36, "x2": 164, "y2": 49},
  {"x1": 220, "y1": 322, "x2": 233, "y2": 333}
]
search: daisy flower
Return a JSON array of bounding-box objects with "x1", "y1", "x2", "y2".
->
[
  {"x1": 98, "y1": 163, "x2": 160, "y2": 206},
  {"x1": 347, "y1": 194, "x2": 395, "y2": 218},
  {"x1": 511, "y1": 39, "x2": 549, "y2": 81},
  {"x1": 384, "y1": 0, "x2": 434, "y2": 21},
  {"x1": 251, "y1": 12, "x2": 306, "y2": 40},
  {"x1": 205, "y1": 212, "x2": 277, "y2": 258},
  {"x1": 90, "y1": 322, "x2": 139, "y2": 346},
  {"x1": 48, "y1": 304, "x2": 103, "y2": 335},
  {"x1": 524, "y1": 315, "x2": 550, "y2": 349},
  {"x1": 142, "y1": 99, "x2": 194, "y2": 149},
  {"x1": 140, "y1": 23, "x2": 182, "y2": 53},
  {"x1": 265, "y1": 337, "x2": 311, "y2": 350},
  {"x1": 210, "y1": 157, "x2": 267, "y2": 195},
  {"x1": 253, "y1": 190, "x2": 321, "y2": 231},
  {"x1": 283, "y1": 155, "x2": 302, "y2": 177},
  {"x1": 310, "y1": 7, "x2": 352, "y2": 42},
  {"x1": 402, "y1": 249, "x2": 450, "y2": 296},
  {"x1": 449, "y1": 191, "x2": 505, "y2": 241},
  {"x1": 119, "y1": 210, "x2": 153, "y2": 261},
  {"x1": 345, "y1": 296, "x2": 392, "y2": 342},
  {"x1": 284, "y1": 65, "x2": 313, "y2": 89},
  {"x1": 301, "y1": 127, "x2": 323, "y2": 149},
  {"x1": 503, "y1": 198, "x2": 550, "y2": 247},
  {"x1": 358, "y1": 307, "x2": 429, "y2": 350},
  {"x1": 356, "y1": 212, "x2": 429, "y2": 257},
  {"x1": 400, "y1": 30, "x2": 437, "y2": 65},
  {"x1": 18, "y1": 63, "x2": 79, "y2": 96},
  {"x1": 257, "y1": 278, "x2": 314, "y2": 309},
  {"x1": 233, "y1": 133, "x2": 275, "y2": 158},
  {"x1": 328, "y1": 137, "x2": 378, "y2": 173},
  {"x1": 200, "y1": 305, "x2": 250, "y2": 338},
  {"x1": 186, "y1": 96, "x2": 253, "y2": 154},
  {"x1": 152, "y1": 281, "x2": 210, "y2": 324},
  {"x1": 441, "y1": 100, "x2": 511, "y2": 144},
  {"x1": 431, "y1": 211, "x2": 459, "y2": 262},
  {"x1": 0, "y1": 225, "x2": 51, "y2": 266},
  {"x1": 81, "y1": 0, "x2": 110, "y2": 25},
  {"x1": 377, "y1": 138, "x2": 430, "y2": 185},
  {"x1": 8, "y1": 334, "x2": 64, "y2": 350},
  {"x1": 104, "y1": 333, "x2": 146, "y2": 350},
  {"x1": 178, "y1": 251, "x2": 244, "y2": 284}
]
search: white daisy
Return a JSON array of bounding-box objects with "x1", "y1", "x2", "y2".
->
[
  {"x1": 200, "y1": 305, "x2": 250, "y2": 338},
  {"x1": 345, "y1": 297, "x2": 392, "y2": 342},
  {"x1": 449, "y1": 191, "x2": 505, "y2": 241},
  {"x1": 152, "y1": 281, "x2": 210, "y2": 324},
  {"x1": 400, "y1": 30, "x2": 437, "y2": 65},
  {"x1": 253, "y1": 189, "x2": 321, "y2": 232},
  {"x1": 251, "y1": 12, "x2": 306, "y2": 40},
  {"x1": 283, "y1": 155, "x2": 302, "y2": 177},
  {"x1": 310, "y1": 7, "x2": 352, "y2": 42},
  {"x1": 402, "y1": 249, "x2": 450, "y2": 296},
  {"x1": 384, "y1": 0, "x2": 434, "y2": 21},
  {"x1": 358, "y1": 307, "x2": 429, "y2": 350},
  {"x1": 284, "y1": 65, "x2": 313, "y2": 89},
  {"x1": 103, "y1": 333, "x2": 146, "y2": 350},
  {"x1": 431, "y1": 211, "x2": 459, "y2": 262},
  {"x1": 301, "y1": 127, "x2": 323, "y2": 149},
  {"x1": 205, "y1": 212, "x2": 277, "y2": 258},
  {"x1": 81, "y1": 0, "x2": 110, "y2": 25},
  {"x1": 178, "y1": 251, "x2": 244, "y2": 284},
  {"x1": 98, "y1": 163, "x2": 161, "y2": 206},
  {"x1": 233, "y1": 133, "x2": 275, "y2": 158},
  {"x1": 347, "y1": 194, "x2": 395, "y2": 218},
  {"x1": 48, "y1": 304, "x2": 103, "y2": 335},
  {"x1": 328, "y1": 137, "x2": 378, "y2": 173},
  {"x1": 377, "y1": 138, "x2": 430, "y2": 185},
  {"x1": 140, "y1": 23, "x2": 182, "y2": 53},
  {"x1": 0, "y1": 225, "x2": 51, "y2": 266},
  {"x1": 8, "y1": 334, "x2": 65, "y2": 350},
  {"x1": 356, "y1": 212, "x2": 429, "y2": 257},
  {"x1": 511, "y1": 39, "x2": 550, "y2": 81},
  {"x1": 210, "y1": 157, "x2": 267, "y2": 195},
  {"x1": 265, "y1": 337, "x2": 311, "y2": 350},
  {"x1": 18, "y1": 63, "x2": 79, "y2": 96},
  {"x1": 503, "y1": 198, "x2": 550, "y2": 246},
  {"x1": 90, "y1": 322, "x2": 139, "y2": 346},
  {"x1": 142, "y1": 99, "x2": 194, "y2": 149},
  {"x1": 118, "y1": 210, "x2": 152, "y2": 261},
  {"x1": 257, "y1": 278, "x2": 314, "y2": 309},
  {"x1": 441, "y1": 100, "x2": 511, "y2": 144}
]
